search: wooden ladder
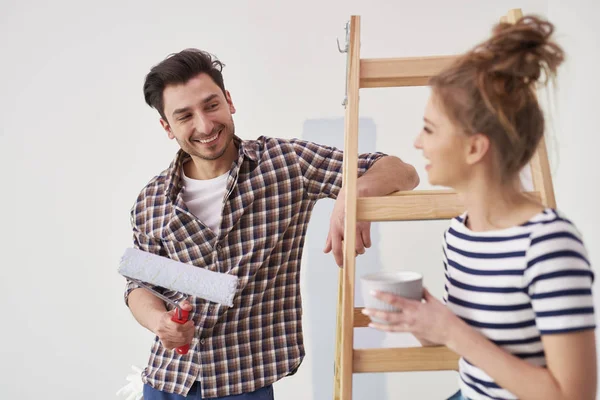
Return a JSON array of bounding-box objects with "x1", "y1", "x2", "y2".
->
[{"x1": 333, "y1": 8, "x2": 556, "y2": 400}]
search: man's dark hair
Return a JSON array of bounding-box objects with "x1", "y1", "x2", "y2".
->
[{"x1": 143, "y1": 48, "x2": 227, "y2": 121}]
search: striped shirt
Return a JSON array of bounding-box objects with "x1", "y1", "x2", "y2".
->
[
  {"x1": 443, "y1": 208, "x2": 595, "y2": 400},
  {"x1": 124, "y1": 135, "x2": 385, "y2": 397}
]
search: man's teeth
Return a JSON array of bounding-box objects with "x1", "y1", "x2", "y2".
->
[{"x1": 196, "y1": 132, "x2": 219, "y2": 144}]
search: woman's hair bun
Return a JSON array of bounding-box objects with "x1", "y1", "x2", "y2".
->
[{"x1": 472, "y1": 15, "x2": 564, "y2": 87}]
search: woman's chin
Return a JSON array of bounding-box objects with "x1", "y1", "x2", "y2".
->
[
  {"x1": 427, "y1": 175, "x2": 450, "y2": 188},
  {"x1": 426, "y1": 174, "x2": 438, "y2": 186}
]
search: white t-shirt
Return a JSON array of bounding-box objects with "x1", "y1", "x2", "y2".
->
[{"x1": 181, "y1": 166, "x2": 229, "y2": 233}]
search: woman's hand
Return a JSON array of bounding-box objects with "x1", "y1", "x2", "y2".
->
[
  {"x1": 362, "y1": 288, "x2": 462, "y2": 347},
  {"x1": 364, "y1": 289, "x2": 598, "y2": 400}
]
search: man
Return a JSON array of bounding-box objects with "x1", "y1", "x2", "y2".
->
[{"x1": 125, "y1": 48, "x2": 419, "y2": 399}]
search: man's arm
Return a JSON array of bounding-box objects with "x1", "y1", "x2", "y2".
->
[
  {"x1": 128, "y1": 288, "x2": 194, "y2": 351},
  {"x1": 125, "y1": 204, "x2": 195, "y2": 350},
  {"x1": 356, "y1": 155, "x2": 419, "y2": 197},
  {"x1": 128, "y1": 288, "x2": 168, "y2": 333},
  {"x1": 325, "y1": 155, "x2": 419, "y2": 266},
  {"x1": 289, "y1": 137, "x2": 419, "y2": 200},
  {"x1": 286, "y1": 138, "x2": 419, "y2": 265}
]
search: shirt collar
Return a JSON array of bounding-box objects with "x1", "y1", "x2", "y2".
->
[{"x1": 164, "y1": 135, "x2": 260, "y2": 202}]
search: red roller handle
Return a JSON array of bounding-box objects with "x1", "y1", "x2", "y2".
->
[{"x1": 171, "y1": 308, "x2": 190, "y2": 355}]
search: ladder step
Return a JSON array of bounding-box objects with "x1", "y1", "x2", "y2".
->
[
  {"x1": 354, "y1": 347, "x2": 459, "y2": 373},
  {"x1": 360, "y1": 56, "x2": 458, "y2": 88},
  {"x1": 354, "y1": 307, "x2": 370, "y2": 328},
  {"x1": 357, "y1": 190, "x2": 463, "y2": 221},
  {"x1": 357, "y1": 190, "x2": 541, "y2": 221}
]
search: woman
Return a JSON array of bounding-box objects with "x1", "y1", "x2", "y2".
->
[{"x1": 362, "y1": 15, "x2": 597, "y2": 400}]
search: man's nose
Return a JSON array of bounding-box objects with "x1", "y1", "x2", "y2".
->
[{"x1": 194, "y1": 113, "x2": 214, "y2": 135}]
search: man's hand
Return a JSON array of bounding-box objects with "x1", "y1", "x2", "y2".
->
[
  {"x1": 324, "y1": 190, "x2": 372, "y2": 267},
  {"x1": 153, "y1": 300, "x2": 195, "y2": 351},
  {"x1": 322, "y1": 156, "x2": 419, "y2": 267}
]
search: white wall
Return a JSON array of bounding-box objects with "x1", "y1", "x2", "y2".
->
[
  {"x1": 546, "y1": 0, "x2": 600, "y2": 396},
  {"x1": 4, "y1": 0, "x2": 598, "y2": 399}
]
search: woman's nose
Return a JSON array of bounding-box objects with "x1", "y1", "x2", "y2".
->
[{"x1": 413, "y1": 133, "x2": 423, "y2": 150}]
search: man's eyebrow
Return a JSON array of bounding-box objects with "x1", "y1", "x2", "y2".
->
[
  {"x1": 172, "y1": 94, "x2": 220, "y2": 117},
  {"x1": 202, "y1": 94, "x2": 219, "y2": 104},
  {"x1": 172, "y1": 107, "x2": 191, "y2": 117}
]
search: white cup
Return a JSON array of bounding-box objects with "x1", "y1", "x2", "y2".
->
[{"x1": 360, "y1": 271, "x2": 423, "y2": 324}]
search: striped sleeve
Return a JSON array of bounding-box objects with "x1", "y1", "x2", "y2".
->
[
  {"x1": 524, "y1": 218, "x2": 595, "y2": 335},
  {"x1": 442, "y1": 230, "x2": 450, "y2": 304}
]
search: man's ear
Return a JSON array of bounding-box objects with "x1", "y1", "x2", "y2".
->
[
  {"x1": 465, "y1": 133, "x2": 490, "y2": 165},
  {"x1": 225, "y1": 90, "x2": 236, "y2": 114},
  {"x1": 160, "y1": 118, "x2": 175, "y2": 140}
]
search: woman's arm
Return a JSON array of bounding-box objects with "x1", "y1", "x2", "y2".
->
[
  {"x1": 364, "y1": 289, "x2": 597, "y2": 400},
  {"x1": 450, "y1": 314, "x2": 597, "y2": 400}
]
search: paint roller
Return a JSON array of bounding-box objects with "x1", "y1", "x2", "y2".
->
[{"x1": 118, "y1": 247, "x2": 239, "y2": 354}]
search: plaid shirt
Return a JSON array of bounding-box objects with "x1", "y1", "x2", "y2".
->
[{"x1": 124, "y1": 135, "x2": 385, "y2": 398}]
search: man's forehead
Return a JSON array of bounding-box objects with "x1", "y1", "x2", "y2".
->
[{"x1": 163, "y1": 76, "x2": 223, "y2": 112}]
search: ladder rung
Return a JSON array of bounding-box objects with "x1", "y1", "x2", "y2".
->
[
  {"x1": 357, "y1": 190, "x2": 462, "y2": 221},
  {"x1": 360, "y1": 56, "x2": 458, "y2": 88},
  {"x1": 354, "y1": 347, "x2": 459, "y2": 373},
  {"x1": 357, "y1": 190, "x2": 542, "y2": 221},
  {"x1": 354, "y1": 307, "x2": 370, "y2": 328}
]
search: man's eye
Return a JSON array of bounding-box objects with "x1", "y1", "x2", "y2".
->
[{"x1": 179, "y1": 115, "x2": 191, "y2": 121}]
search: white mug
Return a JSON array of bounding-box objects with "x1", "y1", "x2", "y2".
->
[{"x1": 360, "y1": 271, "x2": 423, "y2": 324}]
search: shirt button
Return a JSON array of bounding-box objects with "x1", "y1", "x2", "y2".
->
[{"x1": 200, "y1": 339, "x2": 205, "y2": 345}]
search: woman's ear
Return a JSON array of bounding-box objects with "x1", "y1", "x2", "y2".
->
[{"x1": 465, "y1": 133, "x2": 490, "y2": 165}]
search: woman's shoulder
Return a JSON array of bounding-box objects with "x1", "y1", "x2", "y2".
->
[{"x1": 528, "y1": 208, "x2": 585, "y2": 242}]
